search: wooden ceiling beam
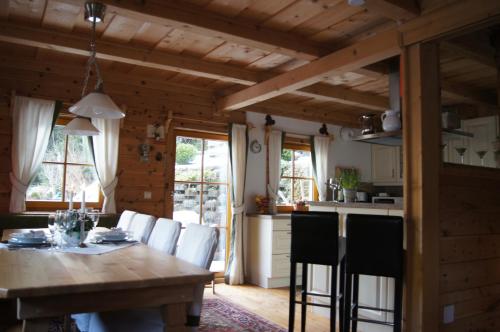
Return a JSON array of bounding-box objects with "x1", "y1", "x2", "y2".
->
[
  {"x1": 294, "y1": 83, "x2": 389, "y2": 111},
  {"x1": 58, "y1": 0, "x2": 329, "y2": 61},
  {"x1": 441, "y1": 41, "x2": 496, "y2": 69},
  {"x1": 363, "y1": 0, "x2": 420, "y2": 22},
  {"x1": 217, "y1": 29, "x2": 401, "y2": 111},
  {"x1": 440, "y1": 80, "x2": 497, "y2": 107},
  {"x1": 0, "y1": 22, "x2": 264, "y2": 85},
  {"x1": 0, "y1": 22, "x2": 388, "y2": 111}
]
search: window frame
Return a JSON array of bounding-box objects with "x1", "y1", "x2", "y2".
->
[
  {"x1": 277, "y1": 142, "x2": 318, "y2": 213},
  {"x1": 26, "y1": 117, "x2": 103, "y2": 211},
  {"x1": 173, "y1": 129, "x2": 231, "y2": 274}
]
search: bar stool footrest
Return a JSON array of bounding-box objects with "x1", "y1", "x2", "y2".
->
[{"x1": 351, "y1": 317, "x2": 395, "y2": 327}]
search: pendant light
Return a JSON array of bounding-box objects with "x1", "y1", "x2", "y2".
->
[
  {"x1": 63, "y1": 117, "x2": 100, "y2": 136},
  {"x1": 68, "y1": 1, "x2": 124, "y2": 120}
]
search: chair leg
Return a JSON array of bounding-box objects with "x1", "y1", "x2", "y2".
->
[
  {"x1": 212, "y1": 280, "x2": 215, "y2": 295},
  {"x1": 330, "y1": 266, "x2": 337, "y2": 332},
  {"x1": 289, "y1": 262, "x2": 297, "y2": 332},
  {"x1": 394, "y1": 278, "x2": 403, "y2": 332},
  {"x1": 352, "y1": 275, "x2": 359, "y2": 332},
  {"x1": 344, "y1": 273, "x2": 352, "y2": 332},
  {"x1": 339, "y1": 258, "x2": 345, "y2": 332},
  {"x1": 301, "y1": 263, "x2": 308, "y2": 332}
]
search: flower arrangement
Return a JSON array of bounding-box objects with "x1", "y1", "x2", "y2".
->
[{"x1": 294, "y1": 200, "x2": 308, "y2": 211}]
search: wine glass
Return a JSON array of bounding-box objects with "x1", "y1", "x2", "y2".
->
[
  {"x1": 47, "y1": 213, "x2": 56, "y2": 250},
  {"x1": 476, "y1": 150, "x2": 487, "y2": 166},
  {"x1": 89, "y1": 209, "x2": 100, "y2": 229},
  {"x1": 455, "y1": 147, "x2": 467, "y2": 164}
]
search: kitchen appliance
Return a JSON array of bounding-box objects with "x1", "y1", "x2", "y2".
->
[
  {"x1": 356, "y1": 191, "x2": 368, "y2": 202},
  {"x1": 372, "y1": 196, "x2": 403, "y2": 205},
  {"x1": 360, "y1": 114, "x2": 377, "y2": 135}
]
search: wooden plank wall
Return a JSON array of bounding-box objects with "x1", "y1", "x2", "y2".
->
[
  {"x1": 439, "y1": 164, "x2": 500, "y2": 331},
  {"x1": 0, "y1": 86, "x2": 244, "y2": 216}
]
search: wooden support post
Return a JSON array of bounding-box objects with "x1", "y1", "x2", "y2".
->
[{"x1": 402, "y1": 42, "x2": 441, "y2": 332}]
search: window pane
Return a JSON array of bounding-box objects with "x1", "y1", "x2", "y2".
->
[
  {"x1": 65, "y1": 165, "x2": 100, "y2": 202},
  {"x1": 281, "y1": 149, "x2": 292, "y2": 177},
  {"x1": 175, "y1": 137, "x2": 202, "y2": 182},
  {"x1": 294, "y1": 150, "x2": 312, "y2": 178},
  {"x1": 211, "y1": 228, "x2": 226, "y2": 272},
  {"x1": 293, "y1": 179, "x2": 313, "y2": 202},
  {"x1": 44, "y1": 126, "x2": 66, "y2": 162},
  {"x1": 27, "y1": 164, "x2": 64, "y2": 201},
  {"x1": 173, "y1": 182, "x2": 201, "y2": 226},
  {"x1": 67, "y1": 135, "x2": 94, "y2": 164},
  {"x1": 202, "y1": 184, "x2": 228, "y2": 227},
  {"x1": 278, "y1": 178, "x2": 292, "y2": 205},
  {"x1": 203, "y1": 140, "x2": 228, "y2": 183}
]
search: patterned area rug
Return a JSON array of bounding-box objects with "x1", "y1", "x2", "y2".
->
[
  {"x1": 49, "y1": 298, "x2": 286, "y2": 332},
  {"x1": 199, "y1": 298, "x2": 286, "y2": 332}
]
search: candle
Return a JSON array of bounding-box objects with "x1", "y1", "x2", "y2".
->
[
  {"x1": 68, "y1": 192, "x2": 73, "y2": 210},
  {"x1": 81, "y1": 190, "x2": 86, "y2": 212}
]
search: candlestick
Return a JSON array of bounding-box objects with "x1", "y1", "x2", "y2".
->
[
  {"x1": 68, "y1": 192, "x2": 73, "y2": 210},
  {"x1": 81, "y1": 190, "x2": 86, "y2": 212}
]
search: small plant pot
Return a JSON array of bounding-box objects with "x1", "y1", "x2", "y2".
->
[{"x1": 343, "y1": 189, "x2": 357, "y2": 203}]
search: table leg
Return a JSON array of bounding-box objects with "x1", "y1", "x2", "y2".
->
[
  {"x1": 161, "y1": 302, "x2": 187, "y2": 332},
  {"x1": 22, "y1": 318, "x2": 50, "y2": 332}
]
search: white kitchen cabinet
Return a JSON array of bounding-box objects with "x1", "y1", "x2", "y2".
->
[
  {"x1": 245, "y1": 215, "x2": 301, "y2": 288},
  {"x1": 372, "y1": 145, "x2": 402, "y2": 185}
]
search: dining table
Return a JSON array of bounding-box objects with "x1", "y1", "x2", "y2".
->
[{"x1": 0, "y1": 228, "x2": 214, "y2": 332}]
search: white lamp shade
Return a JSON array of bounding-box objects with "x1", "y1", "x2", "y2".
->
[
  {"x1": 63, "y1": 117, "x2": 100, "y2": 136},
  {"x1": 69, "y1": 92, "x2": 124, "y2": 119}
]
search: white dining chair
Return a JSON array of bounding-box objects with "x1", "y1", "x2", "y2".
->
[
  {"x1": 116, "y1": 210, "x2": 137, "y2": 231},
  {"x1": 85, "y1": 224, "x2": 219, "y2": 332},
  {"x1": 128, "y1": 213, "x2": 156, "y2": 244},
  {"x1": 147, "y1": 218, "x2": 182, "y2": 254}
]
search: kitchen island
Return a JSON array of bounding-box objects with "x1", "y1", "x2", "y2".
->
[{"x1": 308, "y1": 201, "x2": 404, "y2": 332}]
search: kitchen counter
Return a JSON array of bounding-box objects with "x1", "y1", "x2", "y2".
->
[{"x1": 308, "y1": 201, "x2": 403, "y2": 211}]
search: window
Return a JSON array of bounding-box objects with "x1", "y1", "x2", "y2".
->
[
  {"x1": 26, "y1": 120, "x2": 102, "y2": 210},
  {"x1": 173, "y1": 131, "x2": 230, "y2": 272},
  {"x1": 278, "y1": 144, "x2": 316, "y2": 210}
]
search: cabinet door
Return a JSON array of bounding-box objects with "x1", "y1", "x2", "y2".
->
[
  {"x1": 372, "y1": 145, "x2": 397, "y2": 184},
  {"x1": 357, "y1": 275, "x2": 392, "y2": 322}
]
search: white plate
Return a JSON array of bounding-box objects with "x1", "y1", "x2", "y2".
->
[
  {"x1": 8, "y1": 236, "x2": 47, "y2": 244},
  {"x1": 96, "y1": 232, "x2": 127, "y2": 241}
]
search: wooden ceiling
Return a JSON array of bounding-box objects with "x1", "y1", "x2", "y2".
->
[{"x1": 0, "y1": 0, "x2": 498, "y2": 126}]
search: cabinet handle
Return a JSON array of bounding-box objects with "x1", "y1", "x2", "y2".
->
[
  {"x1": 287, "y1": 232, "x2": 291, "y2": 235},
  {"x1": 392, "y1": 168, "x2": 395, "y2": 177},
  {"x1": 286, "y1": 223, "x2": 291, "y2": 226}
]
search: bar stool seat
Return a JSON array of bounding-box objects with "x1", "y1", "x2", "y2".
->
[
  {"x1": 289, "y1": 211, "x2": 346, "y2": 332},
  {"x1": 342, "y1": 214, "x2": 404, "y2": 332}
]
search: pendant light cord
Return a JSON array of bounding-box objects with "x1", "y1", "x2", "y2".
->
[{"x1": 81, "y1": 14, "x2": 104, "y2": 98}]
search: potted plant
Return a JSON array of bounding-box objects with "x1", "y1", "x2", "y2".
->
[{"x1": 339, "y1": 169, "x2": 360, "y2": 203}]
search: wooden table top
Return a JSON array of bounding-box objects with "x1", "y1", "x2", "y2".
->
[{"x1": 0, "y1": 229, "x2": 213, "y2": 299}]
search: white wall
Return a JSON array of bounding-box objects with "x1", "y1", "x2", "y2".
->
[{"x1": 244, "y1": 112, "x2": 372, "y2": 213}]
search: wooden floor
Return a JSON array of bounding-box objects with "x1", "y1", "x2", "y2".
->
[{"x1": 206, "y1": 283, "x2": 335, "y2": 332}]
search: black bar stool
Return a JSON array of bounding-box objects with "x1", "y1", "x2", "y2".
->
[
  {"x1": 342, "y1": 214, "x2": 404, "y2": 332},
  {"x1": 289, "y1": 211, "x2": 345, "y2": 332}
]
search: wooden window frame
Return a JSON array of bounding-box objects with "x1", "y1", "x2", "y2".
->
[
  {"x1": 277, "y1": 142, "x2": 318, "y2": 213},
  {"x1": 173, "y1": 129, "x2": 231, "y2": 274},
  {"x1": 26, "y1": 117, "x2": 103, "y2": 211}
]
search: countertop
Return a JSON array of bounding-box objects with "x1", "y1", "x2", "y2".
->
[{"x1": 308, "y1": 201, "x2": 403, "y2": 211}]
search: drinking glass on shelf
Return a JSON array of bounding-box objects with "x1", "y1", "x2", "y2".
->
[
  {"x1": 47, "y1": 213, "x2": 56, "y2": 250},
  {"x1": 476, "y1": 150, "x2": 487, "y2": 166},
  {"x1": 455, "y1": 147, "x2": 467, "y2": 164}
]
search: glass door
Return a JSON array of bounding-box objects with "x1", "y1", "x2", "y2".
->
[{"x1": 173, "y1": 131, "x2": 230, "y2": 272}]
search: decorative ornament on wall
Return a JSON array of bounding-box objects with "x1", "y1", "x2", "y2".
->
[{"x1": 250, "y1": 139, "x2": 262, "y2": 153}]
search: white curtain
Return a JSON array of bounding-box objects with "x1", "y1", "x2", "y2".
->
[
  {"x1": 311, "y1": 135, "x2": 331, "y2": 201},
  {"x1": 267, "y1": 130, "x2": 282, "y2": 210},
  {"x1": 225, "y1": 124, "x2": 247, "y2": 285},
  {"x1": 9, "y1": 96, "x2": 56, "y2": 213},
  {"x1": 91, "y1": 118, "x2": 120, "y2": 213}
]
